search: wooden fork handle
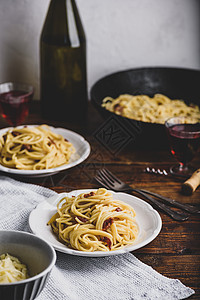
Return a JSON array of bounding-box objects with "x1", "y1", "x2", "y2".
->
[{"x1": 182, "y1": 168, "x2": 200, "y2": 195}]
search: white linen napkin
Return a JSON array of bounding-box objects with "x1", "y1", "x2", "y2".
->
[{"x1": 0, "y1": 176, "x2": 195, "y2": 300}]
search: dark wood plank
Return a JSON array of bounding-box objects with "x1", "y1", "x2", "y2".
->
[{"x1": 0, "y1": 101, "x2": 199, "y2": 299}]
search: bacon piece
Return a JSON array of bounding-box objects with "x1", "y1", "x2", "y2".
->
[
  {"x1": 115, "y1": 207, "x2": 122, "y2": 212},
  {"x1": 100, "y1": 236, "x2": 112, "y2": 250},
  {"x1": 114, "y1": 104, "x2": 123, "y2": 114},
  {"x1": 21, "y1": 144, "x2": 32, "y2": 151},
  {"x1": 103, "y1": 218, "x2": 113, "y2": 231},
  {"x1": 76, "y1": 216, "x2": 88, "y2": 223},
  {"x1": 84, "y1": 191, "x2": 95, "y2": 198},
  {"x1": 12, "y1": 131, "x2": 21, "y2": 137}
]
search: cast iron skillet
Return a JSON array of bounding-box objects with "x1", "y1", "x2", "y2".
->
[{"x1": 90, "y1": 67, "x2": 200, "y2": 149}]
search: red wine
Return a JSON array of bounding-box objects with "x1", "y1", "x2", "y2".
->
[
  {"x1": 167, "y1": 124, "x2": 200, "y2": 164},
  {"x1": 0, "y1": 90, "x2": 30, "y2": 126}
]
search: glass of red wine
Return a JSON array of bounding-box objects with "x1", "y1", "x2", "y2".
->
[
  {"x1": 0, "y1": 82, "x2": 34, "y2": 127},
  {"x1": 165, "y1": 116, "x2": 200, "y2": 176}
]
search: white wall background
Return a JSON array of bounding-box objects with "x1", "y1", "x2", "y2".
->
[{"x1": 0, "y1": 0, "x2": 199, "y2": 100}]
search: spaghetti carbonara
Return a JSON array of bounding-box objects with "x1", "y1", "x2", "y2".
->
[
  {"x1": 48, "y1": 188, "x2": 138, "y2": 252},
  {"x1": 102, "y1": 94, "x2": 200, "y2": 124},
  {"x1": 0, "y1": 125, "x2": 75, "y2": 170},
  {"x1": 0, "y1": 253, "x2": 29, "y2": 283}
]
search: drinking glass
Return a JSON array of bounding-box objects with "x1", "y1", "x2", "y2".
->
[
  {"x1": 0, "y1": 82, "x2": 34, "y2": 127},
  {"x1": 165, "y1": 116, "x2": 200, "y2": 176}
]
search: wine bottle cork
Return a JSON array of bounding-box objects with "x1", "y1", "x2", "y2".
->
[{"x1": 182, "y1": 168, "x2": 200, "y2": 195}]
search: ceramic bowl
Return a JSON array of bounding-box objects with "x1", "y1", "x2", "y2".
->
[{"x1": 0, "y1": 230, "x2": 56, "y2": 300}]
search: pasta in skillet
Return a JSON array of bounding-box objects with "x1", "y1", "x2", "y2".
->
[
  {"x1": 0, "y1": 125, "x2": 75, "y2": 170},
  {"x1": 102, "y1": 94, "x2": 200, "y2": 124},
  {"x1": 47, "y1": 188, "x2": 138, "y2": 252}
]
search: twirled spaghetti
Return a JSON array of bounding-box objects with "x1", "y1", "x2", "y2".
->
[
  {"x1": 0, "y1": 125, "x2": 75, "y2": 170},
  {"x1": 47, "y1": 188, "x2": 138, "y2": 252},
  {"x1": 102, "y1": 94, "x2": 200, "y2": 124}
]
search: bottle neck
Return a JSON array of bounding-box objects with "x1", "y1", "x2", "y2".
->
[
  {"x1": 66, "y1": 0, "x2": 80, "y2": 47},
  {"x1": 41, "y1": 0, "x2": 86, "y2": 47}
]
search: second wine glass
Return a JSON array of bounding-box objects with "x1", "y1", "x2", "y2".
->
[
  {"x1": 165, "y1": 116, "x2": 200, "y2": 176},
  {"x1": 0, "y1": 82, "x2": 34, "y2": 127}
]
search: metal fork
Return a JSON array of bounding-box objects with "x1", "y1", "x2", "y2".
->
[
  {"x1": 95, "y1": 169, "x2": 191, "y2": 221},
  {"x1": 95, "y1": 169, "x2": 199, "y2": 214}
]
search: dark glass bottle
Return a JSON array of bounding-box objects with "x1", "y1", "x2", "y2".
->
[{"x1": 40, "y1": 0, "x2": 87, "y2": 122}]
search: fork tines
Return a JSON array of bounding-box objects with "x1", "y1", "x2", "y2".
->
[
  {"x1": 95, "y1": 169, "x2": 117, "y2": 189},
  {"x1": 98, "y1": 169, "x2": 121, "y2": 183}
]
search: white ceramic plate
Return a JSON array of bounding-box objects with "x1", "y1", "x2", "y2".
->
[
  {"x1": 0, "y1": 125, "x2": 90, "y2": 177},
  {"x1": 29, "y1": 189, "x2": 162, "y2": 257}
]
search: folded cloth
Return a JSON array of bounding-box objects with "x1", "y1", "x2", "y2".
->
[{"x1": 0, "y1": 176, "x2": 195, "y2": 300}]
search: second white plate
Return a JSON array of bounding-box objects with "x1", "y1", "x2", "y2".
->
[
  {"x1": 0, "y1": 126, "x2": 91, "y2": 177},
  {"x1": 29, "y1": 189, "x2": 162, "y2": 257}
]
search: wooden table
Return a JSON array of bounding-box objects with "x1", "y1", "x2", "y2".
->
[{"x1": 0, "y1": 101, "x2": 199, "y2": 299}]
